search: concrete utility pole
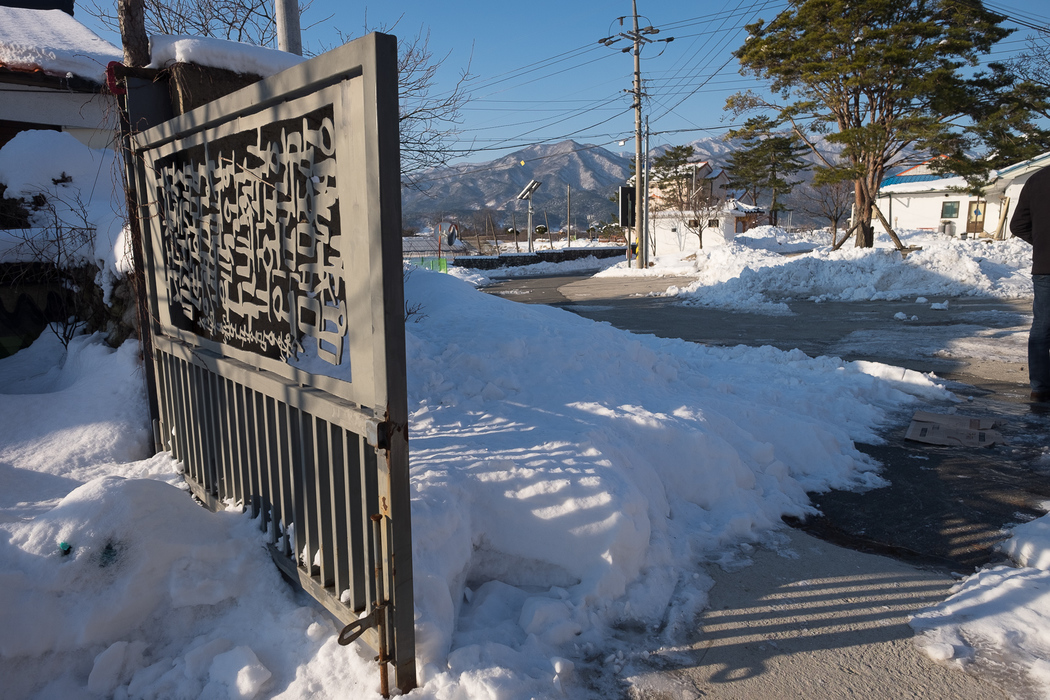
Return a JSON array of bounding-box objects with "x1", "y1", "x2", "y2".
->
[
  {"x1": 566, "y1": 185, "x2": 571, "y2": 246},
  {"x1": 275, "y1": 0, "x2": 302, "y2": 56},
  {"x1": 599, "y1": 3, "x2": 672, "y2": 269},
  {"x1": 631, "y1": 2, "x2": 644, "y2": 267}
]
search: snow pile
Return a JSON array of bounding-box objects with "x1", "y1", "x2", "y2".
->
[
  {"x1": 1, "y1": 266, "x2": 957, "y2": 698},
  {"x1": 599, "y1": 227, "x2": 1033, "y2": 313},
  {"x1": 0, "y1": 6, "x2": 121, "y2": 81},
  {"x1": 149, "y1": 35, "x2": 307, "y2": 77},
  {"x1": 911, "y1": 506, "x2": 1050, "y2": 694},
  {"x1": 0, "y1": 131, "x2": 130, "y2": 288}
]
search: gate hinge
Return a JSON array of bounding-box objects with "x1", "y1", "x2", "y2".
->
[
  {"x1": 367, "y1": 419, "x2": 400, "y2": 452},
  {"x1": 338, "y1": 604, "x2": 386, "y2": 646}
]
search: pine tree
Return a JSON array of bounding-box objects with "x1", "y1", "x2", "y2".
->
[
  {"x1": 725, "y1": 117, "x2": 809, "y2": 226},
  {"x1": 730, "y1": 0, "x2": 1048, "y2": 247}
]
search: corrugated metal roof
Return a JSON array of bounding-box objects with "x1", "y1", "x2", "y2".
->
[{"x1": 880, "y1": 174, "x2": 946, "y2": 187}]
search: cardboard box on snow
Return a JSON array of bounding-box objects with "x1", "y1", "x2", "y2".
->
[{"x1": 905, "y1": 411, "x2": 1004, "y2": 448}]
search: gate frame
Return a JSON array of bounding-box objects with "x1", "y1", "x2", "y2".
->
[{"x1": 122, "y1": 33, "x2": 415, "y2": 692}]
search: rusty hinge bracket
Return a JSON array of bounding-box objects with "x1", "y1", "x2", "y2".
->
[{"x1": 337, "y1": 603, "x2": 386, "y2": 647}]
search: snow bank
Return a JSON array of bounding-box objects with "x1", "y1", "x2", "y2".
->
[
  {"x1": 400, "y1": 269, "x2": 949, "y2": 694},
  {"x1": 599, "y1": 227, "x2": 1033, "y2": 314},
  {"x1": 912, "y1": 503, "x2": 1050, "y2": 692},
  {"x1": 0, "y1": 266, "x2": 957, "y2": 699}
]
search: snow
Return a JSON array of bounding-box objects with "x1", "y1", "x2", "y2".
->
[
  {"x1": 148, "y1": 35, "x2": 307, "y2": 77},
  {"x1": 2, "y1": 216, "x2": 1048, "y2": 696},
  {"x1": 0, "y1": 6, "x2": 121, "y2": 81},
  {"x1": 596, "y1": 226, "x2": 1033, "y2": 316}
]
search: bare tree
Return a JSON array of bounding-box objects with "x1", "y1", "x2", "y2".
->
[
  {"x1": 86, "y1": 0, "x2": 306, "y2": 47},
  {"x1": 392, "y1": 28, "x2": 473, "y2": 182},
  {"x1": 798, "y1": 180, "x2": 852, "y2": 245},
  {"x1": 1, "y1": 186, "x2": 105, "y2": 348},
  {"x1": 651, "y1": 145, "x2": 722, "y2": 250},
  {"x1": 90, "y1": 2, "x2": 473, "y2": 182}
]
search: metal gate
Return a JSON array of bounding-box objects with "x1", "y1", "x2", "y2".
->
[{"x1": 123, "y1": 34, "x2": 415, "y2": 693}]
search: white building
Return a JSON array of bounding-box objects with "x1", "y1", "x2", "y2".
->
[
  {"x1": 0, "y1": 4, "x2": 122, "y2": 150},
  {"x1": 648, "y1": 199, "x2": 765, "y2": 255},
  {"x1": 876, "y1": 152, "x2": 1050, "y2": 238},
  {"x1": 641, "y1": 160, "x2": 770, "y2": 254}
]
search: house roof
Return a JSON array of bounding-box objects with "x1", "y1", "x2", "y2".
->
[
  {"x1": 880, "y1": 173, "x2": 946, "y2": 187},
  {"x1": 725, "y1": 199, "x2": 764, "y2": 214},
  {"x1": 879, "y1": 151, "x2": 1050, "y2": 195},
  {"x1": 0, "y1": 6, "x2": 120, "y2": 83}
]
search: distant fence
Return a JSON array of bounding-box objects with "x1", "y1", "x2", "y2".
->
[
  {"x1": 124, "y1": 34, "x2": 415, "y2": 694},
  {"x1": 453, "y1": 246, "x2": 632, "y2": 270}
]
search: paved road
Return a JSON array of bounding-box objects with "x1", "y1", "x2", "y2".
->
[{"x1": 483, "y1": 272, "x2": 1050, "y2": 571}]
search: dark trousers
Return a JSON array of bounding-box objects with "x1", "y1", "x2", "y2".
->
[{"x1": 1031, "y1": 274, "x2": 1050, "y2": 393}]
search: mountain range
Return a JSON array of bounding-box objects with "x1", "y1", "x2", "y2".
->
[{"x1": 401, "y1": 135, "x2": 842, "y2": 232}]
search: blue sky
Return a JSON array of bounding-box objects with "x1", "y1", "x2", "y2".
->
[
  {"x1": 303, "y1": 0, "x2": 1050, "y2": 164},
  {"x1": 85, "y1": 0, "x2": 1050, "y2": 164}
]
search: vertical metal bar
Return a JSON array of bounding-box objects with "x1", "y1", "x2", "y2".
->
[
  {"x1": 313, "y1": 417, "x2": 334, "y2": 587},
  {"x1": 277, "y1": 401, "x2": 294, "y2": 558},
  {"x1": 192, "y1": 364, "x2": 213, "y2": 495},
  {"x1": 288, "y1": 407, "x2": 306, "y2": 566},
  {"x1": 371, "y1": 513, "x2": 390, "y2": 699},
  {"x1": 242, "y1": 386, "x2": 260, "y2": 514},
  {"x1": 297, "y1": 412, "x2": 318, "y2": 579},
  {"x1": 216, "y1": 377, "x2": 234, "y2": 504},
  {"x1": 233, "y1": 382, "x2": 250, "y2": 506},
  {"x1": 265, "y1": 396, "x2": 281, "y2": 545},
  {"x1": 202, "y1": 368, "x2": 221, "y2": 498},
  {"x1": 177, "y1": 359, "x2": 201, "y2": 488},
  {"x1": 329, "y1": 424, "x2": 351, "y2": 602},
  {"x1": 171, "y1": 356, "x2": 191, "y2": 475},
  {"x1": 153, "y1": 351, "x2": 170, "y2": 453},
  {"x1": 253, "y1": 390, "x2": 270, "y2": 528},
  {"x1": 344, "y1": 428, "x2": 366, "y2": 610},
  {"x1": 361, "y1": 436, "x2": 379, "y2": 607}
]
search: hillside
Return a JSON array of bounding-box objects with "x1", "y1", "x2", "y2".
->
[{"x1": 402, "y1": 135, "x2": 847, "y2": 232}]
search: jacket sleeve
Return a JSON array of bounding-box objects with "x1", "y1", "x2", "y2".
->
[{"x1": 1011, "y1": 183, "x2": 1034, "y2": 244}]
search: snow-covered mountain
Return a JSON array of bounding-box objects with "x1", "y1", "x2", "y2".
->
[
  {"x1": 400, "y1": 134, "x2": 838, "y2": 231},
  {"x1": 401, "y1": 140, "x2": 632, "y2": 230}
]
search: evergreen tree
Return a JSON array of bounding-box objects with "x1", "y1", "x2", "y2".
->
[
  {"x1": 725, "y1": 117, "x2": 809, "y2": 226},
  {"x1": 730, "y1": 0, "x2": 1049, "y2": 247}
]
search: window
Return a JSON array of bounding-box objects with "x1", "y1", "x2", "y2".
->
[
  {"x1": 708, "y1": 219, "x2": 719, "y2": 228},
  {"x1": 941, "y1": 201, "x2": 960, "y2": 218}
]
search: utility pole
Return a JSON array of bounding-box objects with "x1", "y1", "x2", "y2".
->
[
  {"x1": 644, "y1": 116, "x2": 651, "y2": 260},
  {"x1": 566, "y1": 185, "x2": 572, "y2": 247},
  {"x1": 599, "y1": 4, "x2": 673, "y2": 269},
  {"x1": 275, "y1": 0, "x2": 302, "y2": 56},
  {"x1": 631, "y1": 1, "x2": 643, "y2": 267}
]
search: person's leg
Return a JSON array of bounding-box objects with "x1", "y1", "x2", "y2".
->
[{"x1": 1030, "y1": 274, "x2": 1050, "y2": 398}]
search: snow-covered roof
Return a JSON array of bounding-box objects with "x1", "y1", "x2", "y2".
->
[
  {"x1": 995, "y1": 150, "x2": 1050, "y2": 180},
  {"x1": 0, "y1": 6, "x2": 121, "y2": 83},
  {"x1": 148, "y1": 35, "x2": 306, "y2": 78},
  {"x1": 725, "y1": 198, "x2": 764, "y2": 214}
]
